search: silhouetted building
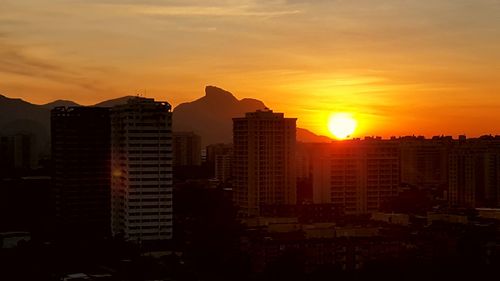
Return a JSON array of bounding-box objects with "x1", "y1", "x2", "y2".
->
[
  {"x1": 215, "y1": 152, "x2": 232, "y2": 183},
  {"x1": 0, "y1": 134, "x2": 36, "y2": 176},
  {"x1": 173, "y1": 131, "x2": 201, "y2": 166},
  {"x1": 233, "y1": 109, "x2": 297, "y2": 216},
  {"x1": 206, "y1": 143, "x2": 233, "y2": 164},
  {"x1": 399, "y1": 136, "x2": 451, "y2": 199},
  {"x1": 51, "y1": 107, "x2": 111, "y2": 239},
  {"x1": 206, "y1": 143, "x2": 233, "y2": 179},
  {"x1": 111, "y1": 97, "x2": 173, "y2": 242},
  {"x1": 448, "y1": 137, "x2": 500, "y2": 208},
  {"x1": 296, "y1": 143, "x2": 330, "y2": 204}
]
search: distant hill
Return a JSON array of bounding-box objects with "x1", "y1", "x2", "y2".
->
[
  {"x1": 173, "y1": 86, "x2": 332, "y2": 145},
  {"x1": 0, "y1": 87, "x2": 331, "y2": 160},
  {"x1": 0, "y1": 95, "x2": 49, "y2": 124},
  {"x1": 0, "y1": 94, "x2": 51, "y2": 157},
  {"x1": 42, "y1": 100, "x2": 80, "y2": 109},
  {"x1": 93, "y1": 96, "x2": 135, "y2": 108},
  {"x1": 297, "y1": 128, "x2": 332, "y2": 143},
  {"x1": 173, "y1": 86, "x2": 267, "y2": 146}
]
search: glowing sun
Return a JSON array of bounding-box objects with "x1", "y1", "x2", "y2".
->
[{"x1": 328, "y1": 113, "x2": 357, "y2": 139}]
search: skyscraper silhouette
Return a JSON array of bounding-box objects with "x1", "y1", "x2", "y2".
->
[
  {"x1": 51, "y1": 107, "x2": 111, "y2": 239},
  {"x1": 111, "y1": 97, "x2": 173, "y2": 242},
  {"x1": 233, "y1": 109, "x2": 296, "y2": 216}
]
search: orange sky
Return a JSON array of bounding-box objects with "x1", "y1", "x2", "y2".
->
[{"x1": 1, "y1": 0, "x2": 500, "y2": 138}]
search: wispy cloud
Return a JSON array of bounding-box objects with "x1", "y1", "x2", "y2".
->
[
  {"x1": 94, "y1": 1, "x2": 301, "y2": 18},
  {"x1": 137, "y1": 6, "x2": 300, "y2": 17},
  {"x1": 0, "y1": 35, "x2": 113, "y2": 92}
]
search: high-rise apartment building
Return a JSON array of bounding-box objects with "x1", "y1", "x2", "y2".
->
[
  {"x1": 233, "y1": 109, "x2": 296, "y2": 216},
  {"x1": 51, "y1": 107, "x2": 111, "y2": 238},
  {"x1": 111, "y1": 97, "x2": 173, "y2": 242}
]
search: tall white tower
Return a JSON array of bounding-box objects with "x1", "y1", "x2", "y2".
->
[{"x1": 111, "y1": 97, "x2": 173, "y2": 242}]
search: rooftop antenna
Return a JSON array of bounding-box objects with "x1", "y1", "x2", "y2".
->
[{"x1": 135, "y1": 89, "x2": 146, "y2": 97}]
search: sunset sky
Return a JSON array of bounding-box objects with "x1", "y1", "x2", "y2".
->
[{"x1": 1, "y1": 0, "x2": 500, "y2": 137}]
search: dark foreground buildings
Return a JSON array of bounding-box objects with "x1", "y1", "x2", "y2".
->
[{"x1": 5, "y1": 104, "x2": 500, "y2": 280}]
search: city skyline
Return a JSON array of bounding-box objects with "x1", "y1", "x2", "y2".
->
[
  {"x1": 3, "y1": 1, "x2": 500, "y2": 280},
  {"x1": 4, "y1": 86, "x2": 500, "y2": 141},
  {"x1": 2, "y1": 0, "x2": 500, "y2": 138},
  {"x1": 4, "y1": 103, "x2": 500, "y2": 279}
]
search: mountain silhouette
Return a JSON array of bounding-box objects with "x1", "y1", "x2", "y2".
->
[
  {"x1": 0, "y1": 94, "x2": 49, "y2": 123},
  {"x1": 42, "y1": 100, "x2": 81, "y2": 109},
  {"x1": 0, "y1": 87, "x2": 331, "y2": 161},
  {"x1": 94, "y1": 96, "x2": 135, "y2": 108},
  {"x1": 173, "y1": 86, "x2": 267, "y2": 146},
  {"x1": 173, "y1": 86, "x2": 332, "y2": 146},
  {"x1": 296, "y1": 127, "x2": 332, "y2": 143},
  {"x1": 0, "y1": 94, "x2": 133, "y2": 160},
  {"x1": 0, "y1": 94, "x2": 51, "y2": 157}
]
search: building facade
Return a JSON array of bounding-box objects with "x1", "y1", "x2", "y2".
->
[
  {"x1": 233, "y1": 109, "x2": 297, "y2": 216},
  {"x1": 111, "y1": 98, "x2": 173, "y2": 242}
]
